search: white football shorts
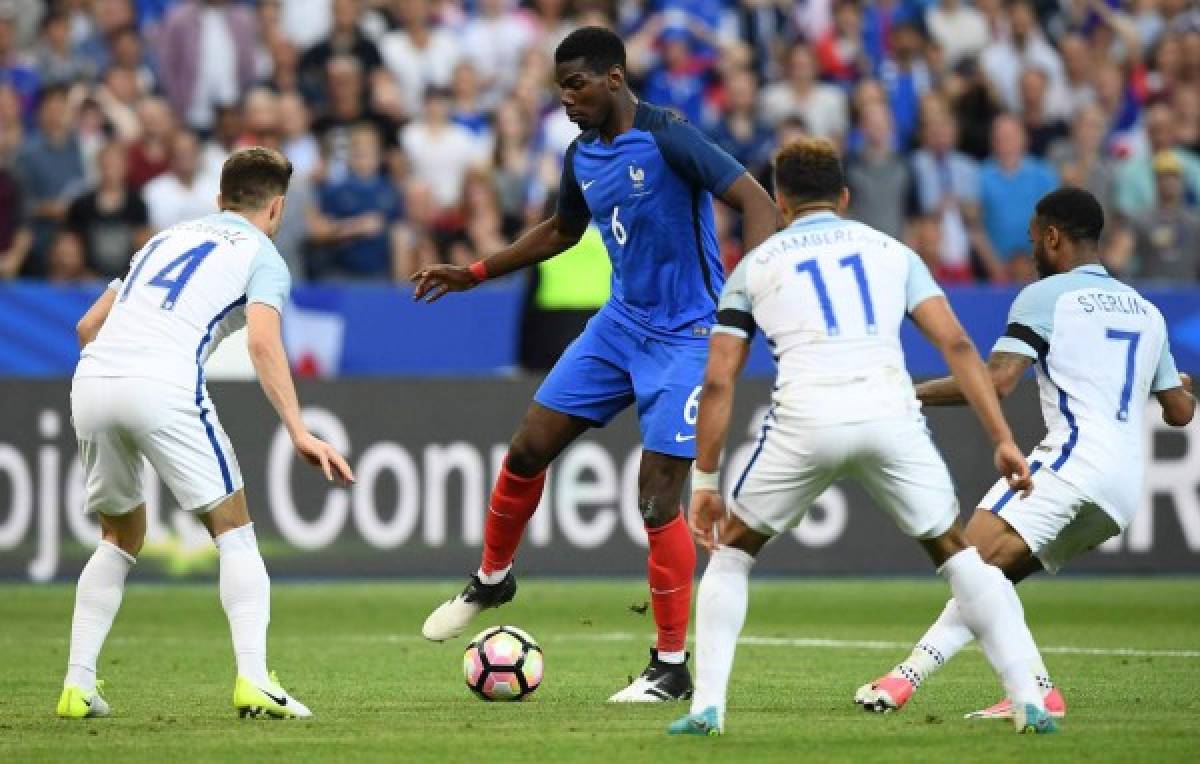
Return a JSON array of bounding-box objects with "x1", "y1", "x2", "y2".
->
[
  {"x1": 730, "y1": 413, "x2": 959, "y2": 540},
  {"x1": 978, "y1": 456, "x2": 1120, "y2": 574},
  {"x1": 71, "y1": 376, "x2": 244, "y2": 515}
]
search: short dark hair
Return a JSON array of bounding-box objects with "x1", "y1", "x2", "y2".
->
[
  {"x1": 555, "y1": 26, "x2": 626, "y2": 74},
  {"x1": 773, "y1": 137, "x2": 846, "y2": 206},
  {"x1": 219, "y1": 147, "x2": 293, "y2": 212},
  {"x1": 1034, "y1": 187, "x2": 1104, "y2": 244}
]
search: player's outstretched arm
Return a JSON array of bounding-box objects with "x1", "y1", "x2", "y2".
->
[
  {"x1": 76, "y1": 287, "x2": 117, "y2": 348},
  {"x1": 914, "y1": 352, "x2": 1032, "y2": 406},
  {"x1": 689, "y1": 332, "x2": 751, "y2": 550},
  {"x1": 717, "y1": 174, "x2": 783, "y2": 253},
  {"x1": 246, "y1": 303, "x2": 354, "y2": 484},
  {"x1": 911, "y1": 296, "x2": 1032, "y2": 496},
  {"x1": 1157, "y1": 372, "x2": 1195, "y2": 427},
  {"x1": 411, "y1": 214, "x2": 587, "y2": 303}
]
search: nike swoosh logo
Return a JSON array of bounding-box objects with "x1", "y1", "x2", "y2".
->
[
  {"x1": 674, "y1": 433, "x2": 695, "y2": 442},
  {"x1": 581, "y1": 180, "x2": 596, "y2": 190},
  {"x1": 262, "y1": 689, "x2": 288, "y2": 706}
]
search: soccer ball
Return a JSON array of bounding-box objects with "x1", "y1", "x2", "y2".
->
[{"x1": 463, "y1": 626, "x2": 544, "y2": 701}]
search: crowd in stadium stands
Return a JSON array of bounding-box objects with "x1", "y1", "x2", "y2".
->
[{"x1": 0, "y1": 0, "x2": 1198, "y2": 287}]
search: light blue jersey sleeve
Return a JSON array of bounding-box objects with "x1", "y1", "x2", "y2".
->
[
  {"x1": 992, "y1": 280, "x2": 1057, "y2": 360},
  {"x1": 1151, "y1": 337, "x2": 1183, "y2": 392},
  {"x1": 107, "y1": 278, "x2": 121, "y2": 292},
  {"x1": 713, "y1": 256, "x2": 755, "y2": 340},
  {"x1": 904, "y1": 249, "x2": 944, "y2": 313},
  {"x1": 246, "y1": 241, "x2": 291, "y2": 312}
]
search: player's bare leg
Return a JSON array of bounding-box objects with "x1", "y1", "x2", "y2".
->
[
  {"x1": 58, "y1": 506, "x2": 145, "y2": 718},
  {"x1": 610, "y1": 451, "x2": 697, "y2": 702},
  {"x1": 857, "y1": 510, "x2": 1065, "y2": 719},
  {"x1": 422, "y1": 404, "x2": 589, "y2": 642},
  {"x1": 669, "y1": 511, "x2": 769, "y2": 733},
  {"x1": 198, "y1": 490, "x2": 311, "y2": 718}
]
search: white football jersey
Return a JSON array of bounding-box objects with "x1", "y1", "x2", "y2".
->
[
  {"x1": 992, "y1": 264, "x2": 1181, "y2": 528},
  {"x1": 715, "y1": 211, "x2": 944, "y2": 424},
  {"x1": 75, "y1": 212, "x2": 290, "y2": 393}
]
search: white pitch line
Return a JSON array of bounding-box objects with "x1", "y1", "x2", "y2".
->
[
  {"x1": 379, "y1": 631, "x2": 1200, "y2": 659},
  {"x1": 38, "y1": 631, "x2": 1196, "y2": 658}
]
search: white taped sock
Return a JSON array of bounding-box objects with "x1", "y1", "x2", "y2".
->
[
  {"x1": 940, "y1": 548, "x2": 1043, "y2": 709},
  {"x1": 476, "y1": 565, "x2": 511, "y2": 587},
  {"x1": 691, "y1": 546, "x2": 755, "y2": 722},
  {"x1": 216, "y1": 523, "x2": 272, "y2": 687},
  {"x1": 65, "y1": 541, "x2": 135, "y2": 692},
  {"x1": 896, "y1": 598, "x2": 974, "y2": 686},
  {"x1": 997, "y1": 575, "x2": 1055, "y2": 691}
]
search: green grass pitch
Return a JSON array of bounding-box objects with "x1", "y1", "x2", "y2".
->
[{"x1": 2, "y1": 579, "x2": 1198, "y2": 763}]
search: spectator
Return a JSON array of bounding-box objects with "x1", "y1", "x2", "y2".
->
[
  {"x1": 948, "y1": 58, "x2": 1003, "y2": 161},
  {"x1": 879, "y1": 23, "x2": 933, "y2": 151},
  {"x1": 1115, "y1": 102, "x2": 1200, "y2": 217},
  {"x1": 14, "y1": 84, "x2": 86, "y2": 277},
  {"x1": 1048, "y1": 103, "x2": 1117, "y2": 218},
  {"x1": 127, "y1": 96, "x2": 175, "y2": 190},
  {"x1": 910, "y1": 99, "x2": 989, "y2": 283},
  {"x1": 0, "y1": 82, "x2": 23, "y2": 159},
  {"x1": 45, "y1": 229, "x2": 90, "y2": 283},
  {"x1": 1174, "y1": 86, "x2": 1200, "y2": 154},
  {"x1": 34, "y1": 12, "x2": 87, "y2": 87},
  {"x1": 926, "y1": 0, "x2": 990, "y2": 68},
  {"x1": 707, "y1": 67, "x2": 774, "y2": 180},
  {"x1": 279, "y1": 91, "x2": 321, "y2": 181},
  {"x1": 642, "y1": 26, "x2": 710, "y2": 126},
  {"x1": 0, "y1": 8, "x2": 38, "y2": 121},
  {"x1": 846, "y1": 101, "x2": 912, "y2": 241},
  {"x1": 143, "y1": 130, "x2": 220, "y2": 231},
  {"x1": 378, "y1": 0, "x2": 461, "y2": 118},
  {"x1": 1114, "y1": 151, "x2": 1200, "y2": 281},
  {"x1": 449, "y1": 168, "x2": 509, "y2": 265},
  {"x1": 238, "y1": 87, "x2": 282, "y2": 149},
  {"x1": 401, "y1": 86, "x2": 485, "y2": 214},
  {"x1": 0, "y1": 154, "x2": 29, "y2": 279},
  {"x1": 158, "y1": 0, "x2": 258, "y2": 131},
  {"x1": 759, "y1": 43, "x2": 848, "y2": 141},
  {"x1": 979, "y1": 114, "x2": 1058, "y2": 280},
  {"x1": 449, "y1": 61, "x2": 488, "y2": 137},
  {"x1": 75, "y1": 0, "x2": 137, "y2": 78},
  {"x1": 1018, "y1": 67, "x2": 1068, "y2": 157},
  {"x1": 64, "y1": 141, "x2": 151, "y2": 279},
  {"x1": 1058, "y1": 32, "x2": 1096, "y2": 118},
  {"x1": 527, "y1": 0, "x2": 576, "y2": 60},
  {"x1": 108, "y1": 24, "x2": 158, "y2": 95},
  {"x1": 489, "y1": 100, "x2": 540, "y2": 237},
  {"x1": 312, "y1": 55, "x2": 399, "y2": 181},
  {"x1": 980, "y1": 0, "x2": 1067, "y2": 114},
  {"x1": 298, "y1": 0, "x2": 383, "y2": 106},
  {"x1": 307, "y1": 122, "x2": 404, "y2": 279},
  {"x1": 460, "y1": 0, "x2": 536, "y2": 110},
  {"x1": 815, "y1": 1, "x2": 868, "y2": 86}
]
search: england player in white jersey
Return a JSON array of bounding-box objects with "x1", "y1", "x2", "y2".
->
[
  {"x1": 57, "y1": 148, "x2": 354, "y2": 720},
  {"x1": 668, "y1": 138, "x2": 1058, "y2": 738},
  {"x1": 857, "y1": 187, "x2": 1195, "y2": 720}
]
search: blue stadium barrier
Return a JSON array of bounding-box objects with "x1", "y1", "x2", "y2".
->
[{"x1": 2, "y1": 280, "x2": 1198, "y2": 377}]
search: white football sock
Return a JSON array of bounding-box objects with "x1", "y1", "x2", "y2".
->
[
  {"x1": 997, "y1": 577, "x2": 1055, "y2": 691},
  {"x1": 939, "y1": 548, "x2": 1043, "y2": 709},
  {"x1": 476, "y1": 565, "x2": 511, "y2": 587},
  {"x1": 895, "y1": 599, "x2": 974, "y2": 686},
  {"x1": 690, "y1": 546, "x2": 755, "y2": 723},
  {"x1": 216, "y1": 524, "x2": 272, "y2": 687},
  {"x1": 657, "y1": 650, "x2": 686, "y2": 665},
  {"x1": 65, "y1": 541, "x2": 135, "y2": 693}
]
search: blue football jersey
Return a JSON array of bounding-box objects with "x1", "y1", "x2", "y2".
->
[{"x1": 556, "y1": 102, "x2": 745, "y2": 342}]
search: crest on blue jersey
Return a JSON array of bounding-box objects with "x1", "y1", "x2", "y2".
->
[{"x1": 629, "y1": 163, "x2": 646, "y2": 192}]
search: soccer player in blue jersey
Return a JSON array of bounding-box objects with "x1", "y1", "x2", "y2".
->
[{"x1": 413, "y1": 26, "x2": 779, "y2": 701}]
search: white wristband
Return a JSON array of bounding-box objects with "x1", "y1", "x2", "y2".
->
[{"x1": 691, "y1": 466, "x2": 720, "y2": 494}]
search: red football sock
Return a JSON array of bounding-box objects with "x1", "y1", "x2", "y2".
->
[
  {"x1": 646, "y1": 513, "x2": 696, "y2": 655},
  {"x1": 480, "y1": 460, "x2": 546, "y2": 575}
]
